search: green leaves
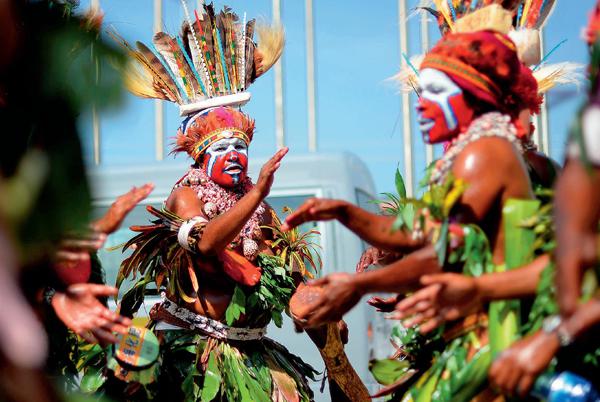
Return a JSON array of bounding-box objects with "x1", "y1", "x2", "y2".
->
[
  {"x1": 225, "y1": 286, "x2": 247, "y2": 326},
  {"x1": 80, "y1": 366, "x2": 106, "y2": 393},
  {"x1": 200, "y1": 351, "x2": 222, "y2": 401},
  {"x1": 369, "y1": 358, "x2": 411, "y2": 386},
  {"x1": 395, "y1": 167, "x2": 407, "y2": 199}
]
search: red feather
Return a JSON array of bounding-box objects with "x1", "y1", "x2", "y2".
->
[{"x1": 219, "y1": 249, "x2": 261, "y2": 286}]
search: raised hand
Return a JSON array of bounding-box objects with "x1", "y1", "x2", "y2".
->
[
  {"x1": 294, "y1": 273, "x2": 363, "y2": 328},
  {"x1": 52, "y1": 283, "x2": 131, "y2": 344},
  {"x1": 92, "y1": 183, "x2": 154, "y2": 234},
  {"x1": 489, "y1": 331, "x2": 558, "y2": 398},
  {"x1": 281, "y1": 198, "x2": 348, "y2": 232},
  {"x1": 367, "y1": 295, "x2": 401, "y2": 313},
  {"x1": 391, "y1": 273, "x2": 482, "y2": 333},
  {"x1": 255, "y1": 147, "x2": 288, "y2": 198}
]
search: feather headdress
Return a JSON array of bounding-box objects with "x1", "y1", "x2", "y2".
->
[
  {"x1": 113, "y1": 2, "x2": 284, "y2": 116},
  {"x1": 395, "y1": 1, "x2": 580, "y2": 95}
]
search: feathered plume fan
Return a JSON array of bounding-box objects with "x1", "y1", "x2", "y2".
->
[{"x1": 111, "y1": 1, "x2": 284, "y2": 115}]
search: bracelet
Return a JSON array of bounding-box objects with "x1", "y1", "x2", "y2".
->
[
  {"x1": 177, "y1": 216, "x2": 208, "y2": 252},
  {"x1": 542, "y1": 315, "x2": 573, "y2": 347}
]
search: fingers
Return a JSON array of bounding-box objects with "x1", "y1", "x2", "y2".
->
[
  {"x1": 59, "y1": 234, "x2": 106, "y2": 251},
  {"x1": 394, "y1": 285, "x2": 440, "y2": 317},
  {"x1": 418, "y1": 315, "x2": 444, "y2": 334},
  {"x1": 281, "y1": 199, "x2": 317, "y2": 231},
  {"x1": 68, "y1": 283, "x2": 118, "y2": 297},
  {"x1": 78, "y1": 330, "x2": 99, "y2": 344},
  {"x1": 516, "y1": 375, "x2": 535, "y2": 399},
  {"x1": 306, "y1": 276, "x2": 329, "y2": 287},
  {"x1": 91, "y1": 327, "x2": 120, "y2": 344}
]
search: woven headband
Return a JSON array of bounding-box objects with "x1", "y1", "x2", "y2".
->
[
  {"x1": 420, "y1": 55, "x2": 502, "y2": 100},
  {"x1": 191, "y1": 128, "x2": 250, "y2": 161}
]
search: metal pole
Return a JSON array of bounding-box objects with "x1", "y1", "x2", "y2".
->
[
  {"x1": 306, "y1": 0, "x2": 317, "y2": 152},
  {"x1": 421, "y1": 10, "x2": 433, "y2": 166},
  {"x1": 272, "y1": 0, "x2": 285, "y2": 149},
  {"x1": 154, "y1": 0, "x2": 164, "y2": 161},
  {"x1": 91, "y1": 0, "x2": 101, "y2": 165},
  {"x1": 399, "y1": 0, "x2": 413, "y2": 195}
]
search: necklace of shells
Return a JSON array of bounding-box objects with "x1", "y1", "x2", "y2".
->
[
  {"x1": 429, "y1": 112, "x2": 524, "y2": 185},
  {"x1": 174, "y1": 166, "x2": 266, "y2": 261}
]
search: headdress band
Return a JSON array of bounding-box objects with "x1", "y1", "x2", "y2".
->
[
  {"x1": 420, "y1": 55, "x2": 502, "y2": 99},
  {"x1": 191, "y1": 128, "x2": 250, "y2": 161}
]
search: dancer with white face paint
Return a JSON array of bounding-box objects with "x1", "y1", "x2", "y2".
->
[{"x1": 282, "y1": 29, "x2": 546, "y2": 401}]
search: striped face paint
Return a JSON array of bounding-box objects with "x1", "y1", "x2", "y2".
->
[
  {"x1": 201, "y1": 137, "x2": 248, "y2": 188},
  {"x1": 416, "y1": 68, "x2": 474, "y2": 144}
]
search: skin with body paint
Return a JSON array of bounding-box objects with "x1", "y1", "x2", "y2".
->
[
  {"x1": 417, "y1": 68, "x2": 474, "y2": 144},
  {"x1": 201, "y1": 137, "x2": 248, "y2": 188}
]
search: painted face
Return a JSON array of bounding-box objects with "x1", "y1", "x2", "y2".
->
[
  {"x1": 201, "y1": 137, "x2": 249, "y2": 188},
  {"x1": 416, "y1": 68, "x2": 474, "y2": 144}
]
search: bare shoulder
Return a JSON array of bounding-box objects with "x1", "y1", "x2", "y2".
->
[
  {"x1": 165, "y1": 186, "x2": 204, "y2": 219},
  {"x1": 453, "y1": 137, "x2": 524, "y2": 179}
]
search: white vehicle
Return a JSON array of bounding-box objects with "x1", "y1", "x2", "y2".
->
[{"x1": 89, "y1": 152, "x2": 393, "y2": 399}]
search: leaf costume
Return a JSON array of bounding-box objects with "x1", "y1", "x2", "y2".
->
[{"x1": 78, "y1": 4, "x2": 322, "y2": 401}]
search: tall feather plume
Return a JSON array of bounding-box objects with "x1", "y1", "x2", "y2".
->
[
  {"x1": 244, "y1": 19, "x2": 256, "y2": 89},
  {"x1": 213, "y1": 8, "x2": 232, "y2": 92},
  {"x1": 534, "y1": 0, "x2": 556, "y2": 29},
  {"x1": 107, "y1": 30, "x2": 180, "y2": 102},
  {"x1": 134, "y1": 41, "x2": 181, "y2": 103},
  {"x1": 153, "y1": 32, "x2": 201, "y2": 100},
  {"x1": 204, "y1": 4, "x2": 227, "y2": 95},
  {"x1": 236, "y1": 13, "x2": 247, "y2": 91},
  {"x1": 255, "y1": 23, "x2": 284, "y2": 78},
  {"x1": 180, "y1": 0, "x2": 212, "y2": 96},
  {"x1": 217, "y1": 7, "x2": 238, "y2": 92},
  {"x1": 194, "y1": 9, "x2": 219, "y2": 95}
]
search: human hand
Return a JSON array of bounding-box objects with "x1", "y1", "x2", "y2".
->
[
  {"x1": 367, "y1": 295, "x2": 400, "y2": 313},
  {"x1": 51, "y1": 283, "x2": 131, "y2": 344},
  {"x1": 489, "y1": 331, "x2": 559, "y2": 398},
  {"x1": 391, "y1": 273, "x2": 482, "y2": 333},
  {"x1": 356, "y1": 247, "x2": 385, "y2": 273},
  {"x1": 281, "y1": 198, "x2": 348, "y2": 232},
  {"x1": 294, "y1": 273, "x2": 363, "y2": 328},
  {"x1": 255, "y1": 147, "x2": 288, "y2": 198},
  {"x1": 92, "y1": 183, "x2": 154, "y2": 235}
]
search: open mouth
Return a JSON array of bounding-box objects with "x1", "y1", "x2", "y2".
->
[
  {"x1": 418, "y1": 118, "x2": 435, "y2": 133},
  {"x1": 224, "y1": 164, "x2": 243, "y2": 174}
]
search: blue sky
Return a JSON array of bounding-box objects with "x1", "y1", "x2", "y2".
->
[{"x1": 79, "y1": 0, "x2": 597, "y2": 195}]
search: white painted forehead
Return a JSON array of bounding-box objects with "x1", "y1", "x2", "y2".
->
[
  {"x1": 207, "y1": 137, "x2": 247, "y2": 150},
  {"x1": 419, "y1": 68, "x2": 460, "y2": 90}
]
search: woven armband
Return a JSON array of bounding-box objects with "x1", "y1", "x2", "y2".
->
[{"x1": 177, "y1": 216, "x2": 208, "y2": 252}]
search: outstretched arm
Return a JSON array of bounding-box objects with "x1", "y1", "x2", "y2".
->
[
  {"x1": 295, "y1": 245, "x2": 440, "y2": 327},
  {"x1": 393, "y1": 254, "x2": 549, "y2": 332},
  {"x1": 167, "y1": 148, "x2": 288, "y2": 255},
  {"x1": 282, "y1": 199, "x2": 425, "y2": 252}
]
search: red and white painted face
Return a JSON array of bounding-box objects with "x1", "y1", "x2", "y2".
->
[
  {"x1": 201, "y1": 137, "x2": 249, "y2": 188},
  {"x1": 416, "y1": 68, "x2": 474, "y2": 144}
]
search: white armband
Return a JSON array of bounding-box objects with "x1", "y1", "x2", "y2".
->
[{"x1": 177, "y1": 216, "x2": 208, "y2": 251}]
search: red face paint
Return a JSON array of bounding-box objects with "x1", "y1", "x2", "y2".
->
[
  {"x1": 202, "y1": 138, "x2": 249, "y2": 188},
  {"x1": 417, "y1": 68, "x2": 475, "y2": 145}
]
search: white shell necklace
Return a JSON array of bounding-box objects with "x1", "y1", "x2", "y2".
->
[{"x1": 429, "y1": 112, "x2": 523, "y2": 185}]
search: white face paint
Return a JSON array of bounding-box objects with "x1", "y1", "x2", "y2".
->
[
  {"x1": 417, "y1": 68, "x2": 463, "y2": 135},
  {"x1": 204, "y1": 137, "x2": 249, "y2": 186}
]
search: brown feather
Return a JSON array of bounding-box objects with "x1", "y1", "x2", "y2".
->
[{"x1": 135, "y1": 41, "x2": 181, "y2": 102}]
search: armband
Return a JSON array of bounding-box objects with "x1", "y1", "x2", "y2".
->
[{"x1": 177, "y1": 216, "x2": 208, "y2": 252}]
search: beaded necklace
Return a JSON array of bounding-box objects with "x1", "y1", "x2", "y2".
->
[
  {"x1": 429, "y1": 112, "x2": 524, "y2": 185},
  {"x1": 174, "y1": 167, "x2": 265, "y2": 261}
]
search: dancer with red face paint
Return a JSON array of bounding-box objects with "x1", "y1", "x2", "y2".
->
[{"x1": 282, "y1": 9, "x2": 546, "y2": 398}]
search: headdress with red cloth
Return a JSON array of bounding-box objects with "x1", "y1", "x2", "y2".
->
[{"x1": 420, "y1": 30, "x2": 542, "y2": 120}]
